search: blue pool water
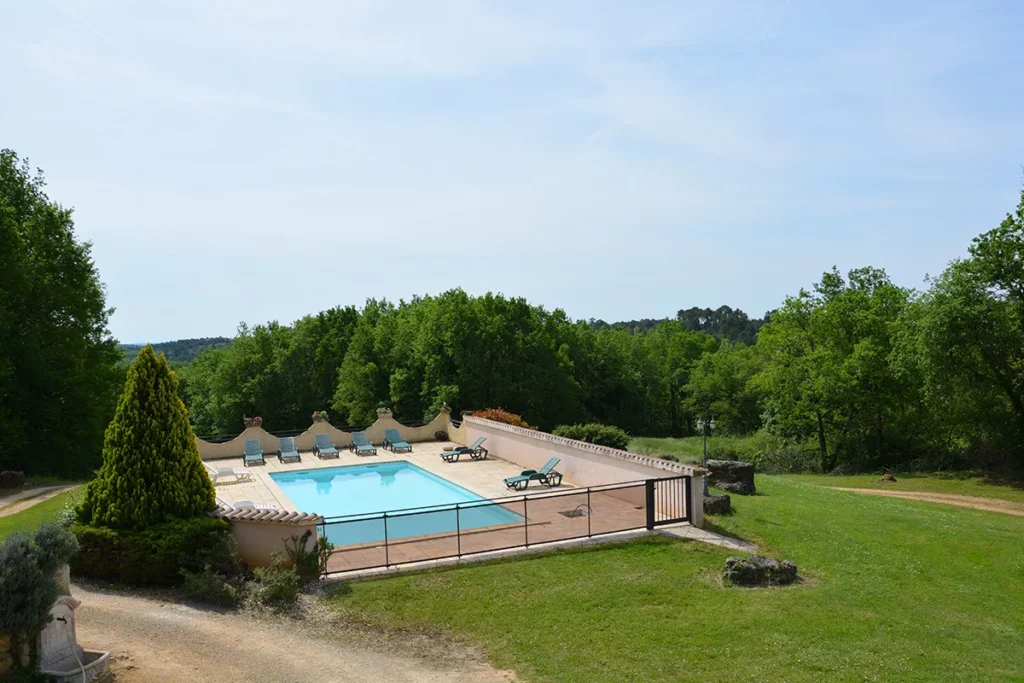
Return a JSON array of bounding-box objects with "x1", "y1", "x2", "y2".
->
[{"x1": 270, "y1": 462, "x2": 522, "y2": 546}]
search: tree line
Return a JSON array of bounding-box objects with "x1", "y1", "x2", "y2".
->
[
  {"x1": 178, "y1": 190, "x2": 1024, "y2": 474},
  {"x1": 3, "y1": 146, "x2": 1021, "y2": 476}
]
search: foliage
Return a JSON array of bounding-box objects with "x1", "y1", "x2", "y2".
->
[
  {"x1": 753, "y1": 267, "x2": 917, "y2": 472},
  {"x1": 683, "y1": 341, "x2": 763, "y2": 435},
  {"x1": 70, "y1": 516, "x2": 242, "y2": 585},
  {"x1": 0, "y1": 149, "x2": 122, "y2": 477},
  {"x1": 630, "y1": 433, "x2": 818, "y2": 473},
  {"x1": 178, "y1": 307, "x2": 359, "y2": 434},
  {"x1": 472, "y1": 408, "x2": 533, "y2": 429},
  {"x1": 251, "y1": 551, "x2": 301, "y2": 606},
  {"x1": 552, "y1": 423, "x2": 630, "y2": 450},
  {"x1": 311, "y1": 410, "x2": 329, "y2": 422},
  {"x1": 120, "y1": 337, "x2": 232, "y2": 364},
  {"x1": 283, "y1": 530, "x2": 332, "y2": 582},
  {"x1": 242, "y1": 416, "x2": 263, "y2": 428},
  {"x1": 0, "y1": 525, "x2": 78, "y2": 668},
  {"x1": 32, "y1": 522, "x2": 78, "y2": 574},
  {"x1": 181, "y1": 564, "x2": 242, "y2": 607},
  {"x1": 328, "y1": 476, "x2": 1024, "y2": 682},
  {"x1": 55, "y1": 488, "x2": 83, "y2": 528},
  {"x1": 676, "y1": 305, "x2": 765, "y2": 345},
  {"x1": 77, "y1": 346, "x2": 216, "y2": 529}
]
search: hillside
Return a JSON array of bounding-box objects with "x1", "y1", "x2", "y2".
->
[{"x1": 120, "y1": 337, "x2": 232, "y2": 364}]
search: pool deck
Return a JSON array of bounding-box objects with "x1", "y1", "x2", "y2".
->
[{"x1": 210, "y1": 441, "x2": 571, "y2": 514}]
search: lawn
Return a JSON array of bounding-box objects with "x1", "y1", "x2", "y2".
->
[
  {"x1": 628, "y1": 434, "x2": 763, "y2": 464},
  {"x1": 783, "y1": 473, "x2": 1024, "y2": 505},
  {"x1": 326, "y1": 476, "x2": 1024, "y2": 682},
  {"x1": 0, "y1": 489, "x2": 78, "y2": 541}
]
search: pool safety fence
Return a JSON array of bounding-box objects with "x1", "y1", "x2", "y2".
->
[{"x1": 320, "y1": 475, "x2": 691, "y2": 575}]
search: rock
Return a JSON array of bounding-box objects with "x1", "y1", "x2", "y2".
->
[
  {"x1": 703, "y1": 493, "x2": 731, "y2": 515},
  {"x1": 880, "y1": 473, "x2": 897, "y2": 483},
  {"x1": 724, "y1": 556, "x2": 798, "y2": 586},
  {"x1": 706, "y1": 460, "x2": 755, "y2": 495},
  {"x1": 0, "y1": 470, "x2": 25, "y2": 489}
]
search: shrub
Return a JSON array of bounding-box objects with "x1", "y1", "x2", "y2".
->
[
  {"x1": 283, "y1": 530, "x2": 333, "y2": 583},
  {"x1": 472, "y1": 408, "x2": 533, "y2": 429},
  {"x1": 33, "y1": 523, "x2": 79, "y2": 574},
  {"x1": 77, "y1": 345, "x2": 215, "y2": 529},
  {"x1": 55, "y1": 488, "x2": 83, "y2": 528},
  {"x1": 181, "y1": 565, "x2": 241, "y2": 607},
  {"x1": 0, "y1": 525, "x2": 77, "y2": 669},
  {"x1": 71, "y1": 516, "x2": 243, "y2": 586},
  {"x1": 251, "y1": 551, "x2": 301, "y2": 606},
  {"x1": 553, "y1": 423, "x2": 631, "y2": 450}
]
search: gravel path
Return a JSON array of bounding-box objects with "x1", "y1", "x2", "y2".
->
[
  {"x1": 830, "y1": 487, "x2": 1024, "y2": 517},
  {"x1": 73, "y1": 583, "x2": 516, "y2": 683}
]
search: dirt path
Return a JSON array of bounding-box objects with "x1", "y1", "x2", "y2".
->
[
  {"x1": 0, "y1": 485, "x2": 77, "y2": 517},
  {"x1": 73, "y1": 584, "x2": 516, "y2": 683},
  {"x1": 830, "y1": 488, "x2": 1024, "y2": 517}
]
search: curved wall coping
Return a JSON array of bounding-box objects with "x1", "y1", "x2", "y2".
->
[{"x1": 198, "y1": 410, "x2": 455, "y2": 461}]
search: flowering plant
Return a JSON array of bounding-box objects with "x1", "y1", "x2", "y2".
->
[
  {"x1": 243, "y1": 416, "x2": 263, "y2": 428},
  {"x1": 312, "y1": 410, "x2": 329, "y2": 423}
]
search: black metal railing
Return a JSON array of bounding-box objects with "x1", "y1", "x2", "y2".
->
[{"x1": 319, "y1": 475, "x2": 691, "y2": 576}]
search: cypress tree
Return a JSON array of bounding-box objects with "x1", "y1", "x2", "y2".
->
[{"x1": 78, "y1": 345, "x2": 215, "y2": 529}]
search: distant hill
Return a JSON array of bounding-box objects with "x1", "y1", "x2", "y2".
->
[
  {"x1": 590, "y1": 306, "x2": 767, "y2": 345},
  {"x1": 120, "y1": 337, "x2": 232, "y2": 364}
]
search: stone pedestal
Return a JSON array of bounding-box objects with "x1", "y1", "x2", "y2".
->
[{"x1": 37, "y1": 566, "x2": 111, "y2": 683}]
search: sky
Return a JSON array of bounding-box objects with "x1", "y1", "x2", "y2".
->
[{"x1": 3, "y1": 1, "x2": 1023, "y2": 343}]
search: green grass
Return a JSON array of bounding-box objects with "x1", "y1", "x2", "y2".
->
[
  {"x1": 782, "y1": 473, "x2": 1024, "y2": 505},
  {"x1": 0, "y1": 489, "x2": 78, "y2": 541},
  {"x1": 326, "y1": 476, "x2": 1024, "y2": 682},
  {"x1": 628, "y1": 434, "x2": 763, "y2": 464}
]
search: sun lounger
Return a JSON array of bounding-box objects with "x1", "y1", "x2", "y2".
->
[
  {"x1": 383, "y1": 428, "x2": 412, "y2": 453},
  {"x1": 350, "y1": 431, "x2": 377, "y2": 456},
  {"x1": 504, "y1": 457, "x2": 562, "y2": 491},
  {"x1": 204, "y1": 462, "x2": 252, "y2": 485},
  {"x1": 243, "y1": 439, "x2": 264, "y2": 466},
  {"x1": 440, "y1": 436, "x2": 488, "y2": 463},
  {"x1": 277, "y1": 436, "x2": 301, "y2": 463},
  {"x1": 313, "y1": 433, "x2": 340, "y2": 459}
]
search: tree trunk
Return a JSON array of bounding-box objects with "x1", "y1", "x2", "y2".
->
[{"x1": 815, "y1": 411, "x2": 829, "y2": 472}]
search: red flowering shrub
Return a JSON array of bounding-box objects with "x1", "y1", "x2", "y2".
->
[{"x1": 471, "y1": 408, "x2": 534, "y2": 429}]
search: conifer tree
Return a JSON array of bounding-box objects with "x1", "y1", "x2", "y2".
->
[{"x1": 78, "y1": 345, "x2": 216, "y2": 528}]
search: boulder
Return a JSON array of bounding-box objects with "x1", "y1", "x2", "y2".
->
[
  {"x1": 723, "y1": 556, "x2": 798, "y2": 587},
  {"x1": 706, "y1": 460, "x2": 755, "y2": 495},
  {"x1": 703, "y1": 493, "x2": 731, "y2": 515},
  {"x1": 0, "y1": 470, "x2": 25, "y2": 489}
]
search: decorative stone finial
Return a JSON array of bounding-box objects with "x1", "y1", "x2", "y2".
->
[
  {"x1": 439, "y1": 402, "x2": 451, "y2": 414},
  {"x1": 376, "y1": 406, "x2": 392, "y2": 418}
]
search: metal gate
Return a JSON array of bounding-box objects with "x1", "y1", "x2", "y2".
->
[{"x1": 645, "y1": 475, "x2": 691, "y2": 527}]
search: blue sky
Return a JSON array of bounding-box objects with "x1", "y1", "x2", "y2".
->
[{"x1": 4, "y1": 1, "x2": 1023, "y2": 342}]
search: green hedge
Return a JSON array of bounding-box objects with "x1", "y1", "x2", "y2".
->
[
  {"x1": 70, "y1": 516, "x2": 243, "y2": 586},
  {"x1": 552, "y1": 423, "x2": 631, "y2": 450}
]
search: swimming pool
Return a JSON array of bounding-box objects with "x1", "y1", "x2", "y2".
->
[{"x1": 270, "y1": 461, "x2": 522, "y2": 546}]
